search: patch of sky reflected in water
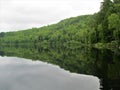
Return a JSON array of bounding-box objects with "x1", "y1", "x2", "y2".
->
[{"x1": 0, "y1": 56, "x2": 100, "y2": 90}]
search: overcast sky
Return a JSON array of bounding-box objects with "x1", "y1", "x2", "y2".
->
[{"x1": 0, "y1": 0, "x2": 103, "y2": 32}]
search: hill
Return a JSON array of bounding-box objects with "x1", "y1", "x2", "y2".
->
[
  {"x1": 0, "y1": 0, "x2": 119, "y2": 48},
  {"x1": 0, "y1": 15, "x2": 93, "y2": 47}
]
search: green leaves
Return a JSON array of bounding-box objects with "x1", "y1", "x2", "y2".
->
[
  {"x1": 108, "y1": 13, "x2": 120, "y2": 29},
  {"x1": 0, "y1": 0, "x2": 119, "y2": 48},
  {"x1": 0, "y1": 15, "x2": 93, "y2": 47}
]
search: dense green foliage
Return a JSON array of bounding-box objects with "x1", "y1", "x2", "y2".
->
[
  {"x1": 0, "y1": 15, "x2": 93, "y2": 47},
  {"x1": 0, "y1": 0, "x2": 119, "y2": 48},
  {"x1": 0, "y1": 1, "x2": 120, "y2": 89},
  {"x1": 0, "y1": 1, "x2": 119, "y2": 89},
  {"x1": 92, "y1": 0, "x2": 120, "y2": 46}
]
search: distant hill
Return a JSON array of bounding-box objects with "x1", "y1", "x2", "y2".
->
[
  {"x1": 0, "y1": 15, "x2": 93, "y2": 46},
  {"x1": 0, "y1": 0, "x2": 119, "y2": 48}
]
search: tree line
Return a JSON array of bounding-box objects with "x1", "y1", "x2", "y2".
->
[{"x1": 0, "y1": 0, "x2": 119, "y2": 48}]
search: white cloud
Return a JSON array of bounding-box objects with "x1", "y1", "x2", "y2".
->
[{"x1": 0, "y1": 0, "x2": 103, "y2": 32}]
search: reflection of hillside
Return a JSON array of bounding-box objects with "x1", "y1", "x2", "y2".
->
[
  {"x1": 0, "y1": 46, "x2": 120, "y2": 90},
  {"x1": 0, "y1": 46, "x2": 96, "y2": 74}
]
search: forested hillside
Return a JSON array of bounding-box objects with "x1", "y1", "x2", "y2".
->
[
  {"x1": 0, "y1": 0, "x2": 119, "y2": 48},
  {"x1": 0, "y1": 15, "x2": 93, "y2": 46},
  {"x1": 93, "y1": 0, "x2": 120, "y2": 48}
]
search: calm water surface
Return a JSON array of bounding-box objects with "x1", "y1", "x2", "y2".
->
[
  {"x1": 0, "y1": 56, "x2": 99, "y2": 90},
  {"x1": 0, "y1": 46, "x2": 120, "y2": 90}
]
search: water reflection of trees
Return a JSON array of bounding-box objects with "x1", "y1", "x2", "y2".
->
[{"x1": 0, "y1": 46, "x2": 120, "y2": 90}]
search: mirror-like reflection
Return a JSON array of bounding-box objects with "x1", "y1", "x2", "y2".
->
[
  {"x1": 0, "y1": 56, "x2": 99, "y2": 90},
  {"x1": 0, "y1": 45, "x2": 120, "y2": 90}
]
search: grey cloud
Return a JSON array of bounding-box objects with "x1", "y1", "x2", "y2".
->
[{"x1": 0, "y1": 0, "x2": 103, "y2": 32}]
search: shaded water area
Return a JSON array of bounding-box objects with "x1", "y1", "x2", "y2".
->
[{"x1": 0, "y1": 45, "x2": 120, "y2": 90}]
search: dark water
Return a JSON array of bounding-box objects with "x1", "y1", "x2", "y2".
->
[{"x1": 0, "y1": 46, "x2": 120, "y2": 90}]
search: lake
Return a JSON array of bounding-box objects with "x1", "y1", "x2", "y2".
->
[
  {"x1": 0, "y1": 46, "x2": 120, "y2": 90},
  {"x1": 0, "y1": 56, "x2": 99, "y2": 90}
]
